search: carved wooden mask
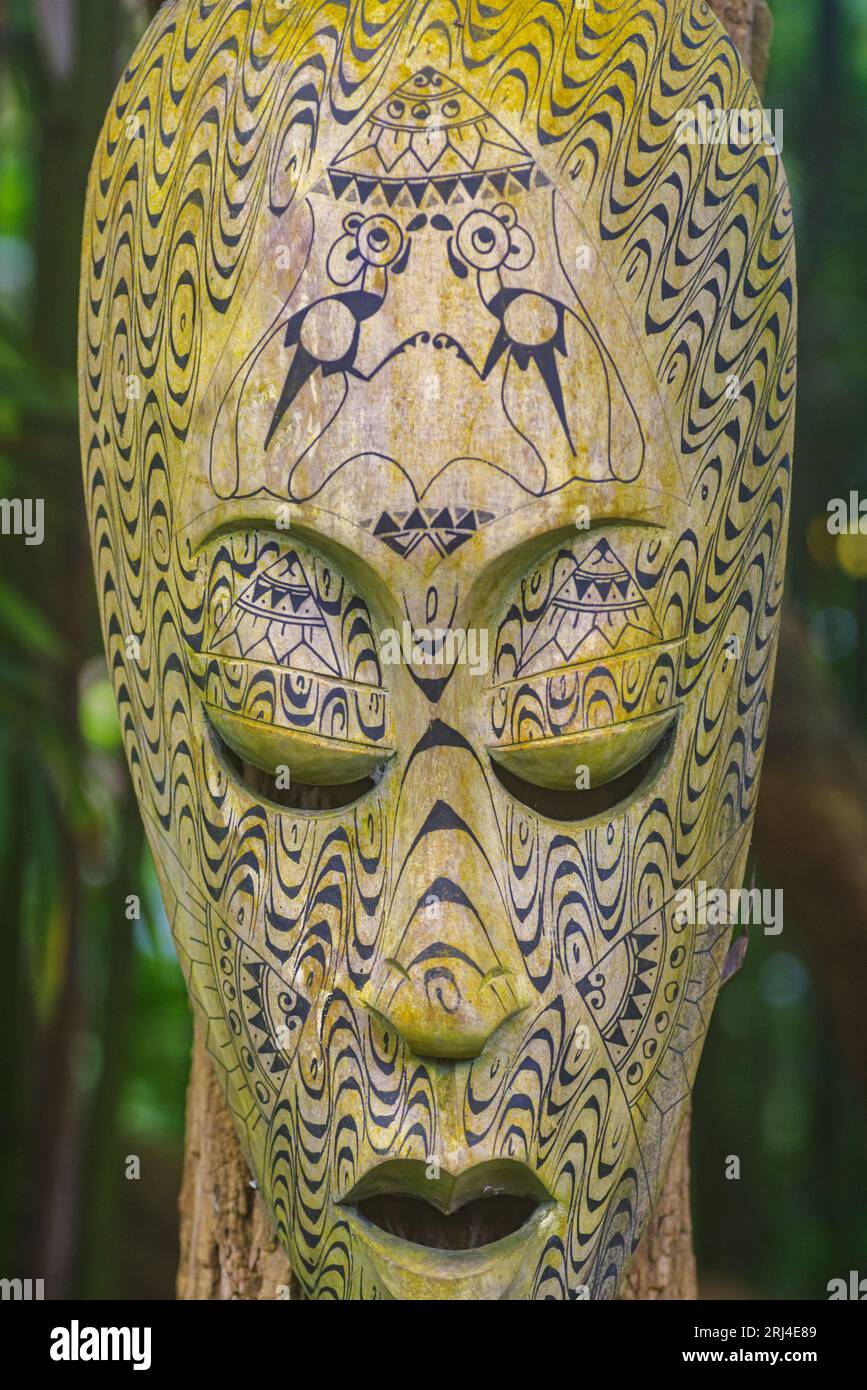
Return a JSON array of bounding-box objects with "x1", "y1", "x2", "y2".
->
[{"x1": 80, "y1": 0, "x2": 795, "y2": 1299}]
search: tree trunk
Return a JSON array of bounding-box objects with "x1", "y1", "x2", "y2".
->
[
  {"x1": 713, "y1": 1, "x2": 773, "y2": 94},
  {"x1": 177, "y1": 1028, "x2": 297, "y2": 1299},
  {"x1": 176, "y1": 0, "x2": 767, "y2": 1301}
]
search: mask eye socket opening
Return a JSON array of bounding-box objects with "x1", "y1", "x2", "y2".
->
[
  {"x1": 205, "y1": 714, "x2": 384, "y2": 815},
  {"x1": 488, "y1": 718, "x2": 677, "y2": 825}
]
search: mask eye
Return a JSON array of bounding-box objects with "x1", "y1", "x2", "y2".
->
[
  {"x1": 488, "y1": 711, "x2": 676, "y2": 824},
  {"x1": 205, "y1": 708, "x2": 389, "y2": 815}
]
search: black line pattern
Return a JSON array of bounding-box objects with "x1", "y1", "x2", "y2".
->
[{"x1": 80, "y1": 0, "x2": 795, "y2": 1300}]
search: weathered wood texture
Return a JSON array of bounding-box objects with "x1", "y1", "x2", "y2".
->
[
  {"x1": 177, "y1": 1028, "x2": 294, "y2": 1299},
  {"x1": 175, "y1": 0, "x2": 766, "y2": 1302},
  {"x1": 713, "y1": 1, "x2": 773, "y2": 92},
  {"x1": 618, "y1": 1107, "x2": 697, "y2": 1300}
]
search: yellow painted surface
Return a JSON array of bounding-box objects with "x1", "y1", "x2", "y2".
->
[{"x1": 80, "y1": 0, "x2": 795, "y2": 1299}]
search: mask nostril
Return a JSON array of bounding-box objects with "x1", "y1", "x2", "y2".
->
[{"x1": 423, "y1": 965, "x2": 462, "y2": 1015}]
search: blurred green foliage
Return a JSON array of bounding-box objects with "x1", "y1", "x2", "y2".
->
[
  {"x1": 0, "y1": 0, "x2": 864, "y2": 1300},
  {"x1": 0, "y1": 0, "x2": 191, "y2": 1299},
  {"x1": 692, "y1": 0, "x2": 867, "y2": 1300}
]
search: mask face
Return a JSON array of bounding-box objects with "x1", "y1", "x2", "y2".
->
[{"x1": 80, "y1": 0, "x2": 795, "y2": 1300}]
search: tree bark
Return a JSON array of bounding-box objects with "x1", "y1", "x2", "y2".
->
[
  {"x1": 618, "y1": 1107, "x2": 697, "y2": 1300},
  {"x1": 176, "y1": 0, "x2": 766, "y2": 1302},
  {"x1": 177, "y1": 1028, "x2": 297, "y2": 1299},
  {"x1": 712, "y1": 1, "x2": 773, "y2": 93}
]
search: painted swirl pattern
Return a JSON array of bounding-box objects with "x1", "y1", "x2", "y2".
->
[{"x1": 80, "y1": 0, "x2": 795, "y2": 1299}]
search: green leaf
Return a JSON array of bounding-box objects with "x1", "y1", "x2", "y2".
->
[
  {"x1": 0, "y1": 577, "x2": 65, "y2": 660},
  {"x1": 79, "y1": 676, "x2": 122, "y2": 751}
]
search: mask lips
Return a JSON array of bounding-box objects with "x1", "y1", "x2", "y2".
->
[
  {"x1": 340, "y1": 1157, "x2": 552, "y2": 1253},
  {"x1": 353, "y1": 1191, "x2": 541, "y2": 1252}
]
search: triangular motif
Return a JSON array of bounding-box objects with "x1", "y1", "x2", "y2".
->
[
  {"x1": 361, "y1": 505, "x2": 497, "y2": 559},
  {"x1": 210, "y1": 550, "x2": 342, "y2": 676},
  {"x1": 324, "y1": 66, "x2": 536, "y2": 207},
  {"x1": 518, "y1": 539, "x2": 663, "y2": 673}
]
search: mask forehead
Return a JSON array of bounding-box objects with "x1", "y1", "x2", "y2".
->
[
  {"x1": 178, "y1": 66, "x2": 686, "y2": 541},
  {"x1": 80, "y1": 0, "x2": 795, "y2": 1300}
]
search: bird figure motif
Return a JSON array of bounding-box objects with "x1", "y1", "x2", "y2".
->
[{"x1": 265, "y1": 211, "x2": 427, "y2": 450}]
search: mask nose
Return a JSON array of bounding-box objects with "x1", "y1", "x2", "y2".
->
[
  {"x1": 359, "y1": 769, "x2": 531, "y2": 1060},
  {"x1": 361, "y1": 872, "x2": 525, "y2": 1056},
  {"x1": 361, "y1": 875, "x2": 529, "y2": 1058}
]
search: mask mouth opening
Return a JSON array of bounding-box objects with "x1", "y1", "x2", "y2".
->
[{"x1": 352, "y1": 1192, "x2": 541, "y2": 1251}]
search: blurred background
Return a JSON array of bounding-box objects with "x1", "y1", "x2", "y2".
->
[{"x1": 0, "y1": 0, "x2": 864, "y2": 1300}]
